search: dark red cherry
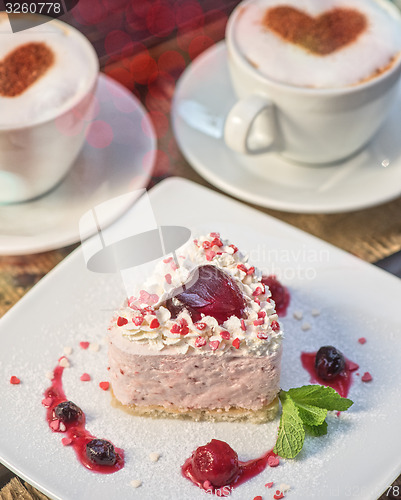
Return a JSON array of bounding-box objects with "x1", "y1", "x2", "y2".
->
[
  {"x1": 261, "y1": 275, "x2": 290, "y2": 316},
  {"x1": 191, "y1": 439, "x2": 240, "y2": 488},
  {"x1": 165, "y1": 265, "x2": 246, "y2": 325},
  {"x1": 54, "y1": 401, "x2": 82, "y2": 423},
  {"x1": 86, "y1": 439, "x2": 117, "y2": 466},
  {"x1": 315, "y1": 346, "x2": 346, "y2": 380}
]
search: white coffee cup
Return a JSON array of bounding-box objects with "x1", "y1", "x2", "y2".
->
[
  {"x1": 224, "y1": 0, "x2": 401, "y2": 164},
  {"x1": 0, "y1": 14, "x2": 99, "y2": 204}
]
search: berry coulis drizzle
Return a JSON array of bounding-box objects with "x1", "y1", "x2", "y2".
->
[
  {"x1": 42, "y1": 364, "x2": 124, "y2": 473},
  {"x1": 300, "y1": 352, "x2": 359, "y2": 398}
]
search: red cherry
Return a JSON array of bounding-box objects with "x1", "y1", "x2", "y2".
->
[
  {"x1": 191, "y1": 439, "x2": 240, "y2": 488},
  {"x1": 165, "y1": 265, "x2": 246, "y2": 325},
  {"x1": 261, "y1": 275, "x2": 290, "y2": 316}
]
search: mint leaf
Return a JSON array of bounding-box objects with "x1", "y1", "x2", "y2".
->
[
  {"x1": 287, "y1": 385, "x2": 353, "y2": 411},
  {"x1": 304, "y1": 420, "x2": 328, "y2": 437},
  {"x1": 273, "y1": 392, "x2": 305, "y2": 459},
  {"x1": 273, "y1": 385, "x2": 354, "y2": 459},
  {"x1": 296, "y1": 403, "x2": 327, "y2": 427}
]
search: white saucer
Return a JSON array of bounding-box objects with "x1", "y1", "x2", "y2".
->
[
  {"x1": 0, "y1": 73, "x2": 156, "y2": 255},
  {"x1": 172, "y1": 42, "x2": 401, "y2": 213}
]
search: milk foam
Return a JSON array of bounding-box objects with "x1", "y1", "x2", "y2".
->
[
  {"x1": 0, "y1": 14, "x2": 97, "y2": 128},
  {"x1": 233, "y1": 0, "x2": 401, "y2": 88}
]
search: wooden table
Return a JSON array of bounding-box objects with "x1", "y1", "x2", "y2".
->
[{"x1": 1, "y1": 6, "x2": 401, "y2": 499}]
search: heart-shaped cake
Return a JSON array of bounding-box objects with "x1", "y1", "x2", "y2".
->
[
  {"x1": 263, "y1": 7, "x2": 367, "y2": 55},
  {"x1": 0, "y1": 42, "x2": 54, "y2": 97}
]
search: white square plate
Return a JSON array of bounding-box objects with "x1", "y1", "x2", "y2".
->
[{"x1": 0, "y1": 178, "x2": 400, "y2": 500}]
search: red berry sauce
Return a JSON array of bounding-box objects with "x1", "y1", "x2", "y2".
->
[
  {"x1": 43, "y1": 364, "x2": 124, "y2": 473},
  {"x1": 182, "y1": 439, "x2": 278, "y2": 496},
  {"x1": 300, "y1": 352, "x2": 359, "y2": 398},
  {"x1": 261, "y1": 275, "x2": 290, "y2": 316}
]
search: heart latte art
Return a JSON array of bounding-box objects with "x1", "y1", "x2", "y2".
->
[
  {"x1": 263, "y1": 7, "x2": 367, "y2": 56},
  {"x1": 232, "y1": 0, "x2": 401, "y2": 88}
]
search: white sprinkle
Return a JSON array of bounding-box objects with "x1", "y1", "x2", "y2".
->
[
  {"x1": 149, "y1": 452, "x2": 161, "y2": 462},
  {"x1": 89, "y1": 343, "x2": 100, "y2": 352},
  {"x1": 130, "y1": 480, "x2": 142, "y2": 488},
  {"x1": 293, "y1": 310, "x2": 303, "y2": 320},
  {"x1": 63, "y1": 346, "x2": 73, "y2": 355},
  {"x1": 59, "y1": 357, "x2": 70, "y2": 368},
  {"x1": 311, "y1": 309, "x2": 320, "y2": 317},
  {"x1": 59, "y1": 422, "x2": 66, "y2": 432},
  {"x1": 45, "y1": 371, "x2": 53, "y2": 380},
  {"x1": 301, "y1": 322, "x2": 311, "y2": 331},
  {"x1": 279, "y1": 483, "x2": 291, "y2": 492}
]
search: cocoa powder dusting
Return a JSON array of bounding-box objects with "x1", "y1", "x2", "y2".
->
[
  {"x1": 0, "y1": 42, "x2": 54, "y2": 97},
  {"x1": 263, "y1": 7, "x2": 367, "y2": 56}
]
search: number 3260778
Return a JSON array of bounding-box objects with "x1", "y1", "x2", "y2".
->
[{"x1": 5, "y1": 3, "x2": 62, "y2": 14}]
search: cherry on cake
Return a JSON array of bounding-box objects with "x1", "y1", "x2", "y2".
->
[{"x1": 108, "y1": 233, "x2": 283, "y2": 423}]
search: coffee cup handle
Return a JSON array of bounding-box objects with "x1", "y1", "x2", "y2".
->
[{"x1": 224, "y1": 94, "x2": 276, "y2": 154}]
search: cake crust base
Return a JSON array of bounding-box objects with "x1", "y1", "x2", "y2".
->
[{"x1": 111, "y1": 391, "x2": 279, "y2": 424}]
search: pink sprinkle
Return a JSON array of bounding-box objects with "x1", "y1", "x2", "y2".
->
[
  {"x1": 117, "y1": 316, "x2": 128, "y2": 327},
  {"x1": 80, "y1": 373, "x2": 91, "y2": 382},
  {"x1": 268, "y1": 455, "x2": 280, "y2": 467},
  {"x1": 240, "y1": 319, "x2": 246, "y2": 331},
  {"x1": 79, "y1": 341, "x2": 90, "y2": 350},
  {"x1": 165, "y1": 273, "x2": 172, "y2": 284},
  {"x1": 258, "y1": 311, "x2": 266, "y2": 318},
  {"x1": 203, "y1": 480, "x2": 213, "y2": 490},
  {"x1": 271, "y1": 320, "x2": 280, "y2": 332},
  {"x1": 257, "y1": 332, "x2": 269, "y2": 340},
  {"x1": 210, "y1": 232, "x2": 220, "y2": 238},
  {"x1": 348, "y1": 361, "x2": 359, "y2": 371},
  {"x1": 202, "y1": 240, "x2": 211, "y2": 249},
  {"x1": 10, "y1": 376, "x2": 20, "y2": 385},
  {"x1": 149, "y1": 318, "x2": 160, "y2": 329},
  {"x1": 163, "y1": 257, "x2": 173, "y2": 263},
  {"x1": 358, "y1": 337, "x2": 367, "y2": 344},
  {"x1": 42, "y1": 397, "x2": 52, "y2": 407},
  {"x1": 209, "y1": 340, "x2": 220, "y2": 351},
  {"x1": 148, "y1": 293, "x2": 159, "y2": 305},
  {"x1": 274, "y1": 492, "x2": 284, "y2": 500},
  {"x1": 232, "y1": 338, "x2": 240, "y2": 349},
  {"x1": 220, "y1": 331, "x2": 230, "y2": 340},
  {"x1": 247, "y1": 266, "x2": 255, "y2": 275},
  {"x1": 170, "y1": 323, "x2": 181, "y2": 334},
  {"x1": 139, "y1": 289, "x2": 150, "y2": 303},
  {"x1": 254, "y1": 297, "x2": 260, "y2": 305},
  {"x1": 229, "y1": 244, "x2": 238, "y2": 253},
  {"x1": 237, "y1": 263, "x2": 247, "y2": 273},
  {"x1": 253, "y1": 496, "x2": 263, "y2": 500},
  {"x1": 265, "y1": 482, "x2": 274, "y2": 488},
  {"x1": 99, "y1": 381, "x2": 110, "y2": 391},
  {"x1": 132, "y1": 315, "x2": 144, "y2": 326},
  {"x1": 61, "y1": 437, "x2": 73, "y2": 446},
  {"x1": 171, "y1": 262, "x2": 178, "y2": 271},
  {"x1": 211, "y1": 237, "x2": 223, "y2": 247},
  {"x1": 195, "y1": 336, "x2": 207, "y2": 348},
  {"x1": 205, "y1": 249, "x2": 216, "y2": 261},
  {"x1": 50, "y1": 420, "x2": 60, "y2": 431},
  {"x1": 361, "y1": 372, "x2": 373, "y2": 382},
  {"x1": 253, "y1": 318, "x2": 264, "y2": 326},
  {"x1": 253, "y1": 287, "x2": 262, "y2": 296},
  {"x1": 196, "y1": 322, "x2": 207, "y2": 331}
]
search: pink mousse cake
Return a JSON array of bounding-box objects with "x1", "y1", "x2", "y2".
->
[{"x1": 108, "y1": 233, "x2": 283, "y2": 423}]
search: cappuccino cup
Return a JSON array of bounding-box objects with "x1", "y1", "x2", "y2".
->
[
  {"x1": 224, "y1": 0, "x2": 401, "y2": 164},
  {"x1": 0, "y1": 14, "x2": 99, "y2": 204}
]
